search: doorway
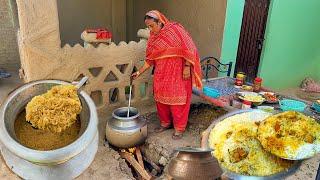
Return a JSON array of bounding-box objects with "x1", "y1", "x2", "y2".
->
[{"x1": 234, "y1": 0, "x2": 270, "y2": 81}]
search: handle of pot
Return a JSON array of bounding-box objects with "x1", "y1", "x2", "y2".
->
[
  {"x1": 72, "y1": 76, "x2": 89, "y2": 90},
  {"x1": 200, "y1": 130, "x2": 210, "y2": 149}
]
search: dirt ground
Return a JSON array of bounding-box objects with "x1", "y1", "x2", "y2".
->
[
  {"x1": 188, "y1": 103, "x2": 227, "y2": 135},
  {"x1": 1, "y1": 69, "x2": 320, "y2": 179},
  {"x1": 138, "y1": 103, "x2": 227, "y2": 179}
]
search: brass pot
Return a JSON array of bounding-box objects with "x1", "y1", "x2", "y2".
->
[{"x1": 164, "y1": 147, "x2": 222, "y2": 180}]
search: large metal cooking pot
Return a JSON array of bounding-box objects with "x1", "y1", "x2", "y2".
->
[
  {"x1": 106, "y1": 107, "x2": 147, "y2": 148},
  {"x1": 0, "y1": 80, "x2": 98, "y2": 179},
  {"x1": 163, "y1": 147, "x2": 223, "y2": 180},
  {"x1": 201, "y1": 109, "x2": 302, "y2": 180}
]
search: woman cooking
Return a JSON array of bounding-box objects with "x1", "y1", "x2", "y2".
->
[{"x1": 132, "y1": 10, "x2": 202, "y2": 140}]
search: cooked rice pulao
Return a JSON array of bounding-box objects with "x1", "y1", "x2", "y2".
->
[
  {"x1": 258, "y1": 111, "x2": 320, "y2": 159},
  {"x1": 209, "y1": 112, "x2": 294, "y2": 176},
  {"x1": 26, "y1": 85, "x2": 82, "y2": 133}
]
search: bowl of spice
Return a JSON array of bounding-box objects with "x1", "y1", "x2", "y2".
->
[{"x1": 242, "y1": 85, "x2": 253, "y2": 91}]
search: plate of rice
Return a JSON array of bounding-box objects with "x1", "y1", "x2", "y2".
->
[
  {"x1": 237, "y1": 92, "x2": 265, "y2": 105},
  {"x1": 257, "y1": 111, "x2": 320, "y2": 160},
  {"x1": 208, "y1": 110, "x2": 297, "y2": 177}
]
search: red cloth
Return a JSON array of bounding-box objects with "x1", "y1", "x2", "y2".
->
[
  {"x1": 151, "y1": 57, "x2": 190, "y2": 105},
  {"x1": 156, "y1": 79, "x2": 192, "y2": 132},
  {"x1": 145, "y1": 10, "x2": 202, "y2": 105},
  {"x1": 85, "y1": 28, "x2": 112, "y2": 39}
]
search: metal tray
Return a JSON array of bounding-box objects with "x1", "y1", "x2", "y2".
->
[
  {"x1": 221, "y1": 162, "x2": 301, "y2": 180},
  {"x1": 201, "y1": 109, "x2": 302, "y2": 180}
]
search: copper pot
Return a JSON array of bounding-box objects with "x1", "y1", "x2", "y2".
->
[{"x1": 164, "y1": 147, "x2": 222, "y2": 180}]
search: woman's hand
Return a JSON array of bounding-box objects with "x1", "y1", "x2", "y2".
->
[
  {"x1": 131, "y1": 71, "x2": 140, "y2": 80},
  {"x1": 183, "y1": 66, "x2": 191, "y2": 80},
  {"x1": 131, "y1": 62, "x2": 151, "y2": 80}
]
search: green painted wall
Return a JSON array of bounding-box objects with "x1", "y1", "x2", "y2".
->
[
  {"x1": 259, "y1": 0, "x2": 320, "y2": 89},
  {"x1": 220, "y1": 0, "x2": 320, "y2": 90},
  {"x1": 219, "y1": 0, "x2": 245, "y2": 77},
  {"x1": 316, "y1": 54, "x2": 320, "y2": 79}
]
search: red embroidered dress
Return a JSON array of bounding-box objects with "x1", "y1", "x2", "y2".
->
[
  {"x1": 145, "y1": 10, "x2": 202, "y2": 132},
  {"x1": 146, "y1": 12, "x2": 202, "y2": 105}
]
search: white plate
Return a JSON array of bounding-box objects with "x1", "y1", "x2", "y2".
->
[
  {"x1": 238, "y1": 92, "x2": 260, "y2": 97},
  {"x1": 259, "y1": 91, "x2": 275, "y2": 96},
  {"x1": 257, "y1": 106, "x2": 275, "y2": 113},
  {"x1": 237, "y1": 92, "x2": 265, "y2": 103}
]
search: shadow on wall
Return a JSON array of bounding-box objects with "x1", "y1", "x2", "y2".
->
[
  {"x1": 57, "y1": 0, "x2": 126, "y2": 46},
  {"x1": 0, "y1": 0, "x2": 20, "y2": 70}
]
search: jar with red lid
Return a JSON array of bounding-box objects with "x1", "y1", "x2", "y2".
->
[
  {"x1": 253, "y1": 77, "x2": 263, "y2": 92},
  {"x1": 235, "y1": 72, "x2": 245, "y2": 87}
]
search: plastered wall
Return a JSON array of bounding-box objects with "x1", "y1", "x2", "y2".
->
[
  {"x1": 16, "y1": 0, "x2": 154, "y2": 115},
  {"x1": 15, "y1": 0, "x2": 228, "y2": 115},
  {"x1": 127, "y1": 0, "x2": 227, "y2": 61},
  {"x1": 0, "y1": 0, "x2": 20, "y2": 70},
  {"x1": 57, "y1": 0, "x2": 127, "y2": 45},
  {"x1": 258, "y1": 0, "x2": 320, "y2": 89}
]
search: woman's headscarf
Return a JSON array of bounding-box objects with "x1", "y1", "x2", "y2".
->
[
  {"x1": 146, "y1": 10, "x2": 169, "y2": 25},
  {"x1": 145, "y1": 10, "x2": 203, "y2": 90}
]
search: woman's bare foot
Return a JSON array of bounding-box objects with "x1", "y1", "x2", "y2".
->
[{"x1": 154, "y1": 126, "x2": 171, "y2": 133}]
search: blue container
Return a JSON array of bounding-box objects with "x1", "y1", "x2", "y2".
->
[
  {"x1": 279, "y1": 99, "x2": 307, "y2": 112},
  {"x1": 312, "y1": 102, "x2": 320, "y2": 113},
  {"x1": 203, "y1": 86, "x2": 220, "y2": 98}
]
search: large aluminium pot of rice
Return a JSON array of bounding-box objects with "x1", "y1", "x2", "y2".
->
[
  {"x1": 201, "y1": 109, "x2": 301, "y2": 180},
  {"x1": 0, "y1": 80, "x2": 98, "y2": 179}
]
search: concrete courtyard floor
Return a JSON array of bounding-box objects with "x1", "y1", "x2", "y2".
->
[{"x1": 0, "y1": 68, "x2": 319, "y2": 179}]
